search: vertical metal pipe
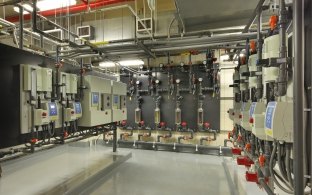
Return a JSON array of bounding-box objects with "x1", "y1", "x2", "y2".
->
[
  {"x1": 113, "y1": 123, "x2": 117, "y2": 152},
  {"x1": 277, "y1": 0, "x2": 288, "y2": 96},
  {"x1": 80, "y1": 58, "x2": 84, "y2": 100},
  {"x1": 256, "y1": 4, "x2": 263, "y2": 100},
  {"x1": 310, "y1": 0, "x2": 312, "y2": 192},
  {"x1": 293, "y1": 0, "x2": 305, "y2": 194},
  {"x1": 19, "y1": 6, "x2": 23, "y2": 49},
  {"x1": 32, "y1": 0, "x2": 37, "y2": 32}
]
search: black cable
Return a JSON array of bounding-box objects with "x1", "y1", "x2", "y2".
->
[
  {"x1": 269, "y1": 140, "x2": 293, "y2": 194},
  {"x1": 277, "y1": 142, "x2": 288, "y2": 182}
]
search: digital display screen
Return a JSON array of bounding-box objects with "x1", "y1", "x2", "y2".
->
[
  {"x1": 48, "y1": 102, "x2": 58, "y2": 116},
  {"x1": 92, "y1": 92, "x2": 99, "y2": 105},
  {"x1": 75, "y1": 102, "x2": 82, "y2": 114}
]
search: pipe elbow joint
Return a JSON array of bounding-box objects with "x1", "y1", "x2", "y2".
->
[
  {"x1": 157, "y1": 135, "x2": 163, "y2": 142},
  {"x1": 178, "y1": 136, "x2": 184, "y2": 144}
]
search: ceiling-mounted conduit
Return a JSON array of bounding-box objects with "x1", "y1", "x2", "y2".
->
[
  {"x1": 151, "y1": 41, "x2": 246, "y2": 52},
  {"x1": 6, "y1": 0, "x2": 133, "y2": 22}
]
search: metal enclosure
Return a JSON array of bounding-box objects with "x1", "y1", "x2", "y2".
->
[
  {"x1": 78, "y1": 75, "x2": 113, "y2": 127},
  {"x1": 111, "y1": 81, "x2": 127, "y2": 122}
]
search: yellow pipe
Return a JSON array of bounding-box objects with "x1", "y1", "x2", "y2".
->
[{"x1": 93, "y1": 41, "x2": 110, "y2": 46}]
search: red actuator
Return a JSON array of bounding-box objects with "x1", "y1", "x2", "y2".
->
[{"x1": 231, "y1": 148, "x2": 242, "y2": 155}]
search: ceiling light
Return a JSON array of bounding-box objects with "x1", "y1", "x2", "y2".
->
[
  {"x1": 99, "y1": 61, "x2": 116, "y2": 68},
  {"x1": 119, "y1": 59, "x2": 144, "y2": 66},
  {"x1": 13, "y1": 4, "x2": 33, "y2": 14},
  {"x1": 37, "y1": 0, "x2": 77, "y2": 11}
]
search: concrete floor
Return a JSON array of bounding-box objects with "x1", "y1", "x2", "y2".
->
[
  {"x1": 90, "y1": 150, "x2": 234, "y2": 195},
  {"x1": 0, "y1": 139, "x2": 266, "y2": 195},
  {"x1": 0, "y1": 139, "x2": 130, "y2": 195}
]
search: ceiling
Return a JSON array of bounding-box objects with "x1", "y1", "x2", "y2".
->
[{"x1": 175, "y1": 0, "x2": 260, "y2": 32}]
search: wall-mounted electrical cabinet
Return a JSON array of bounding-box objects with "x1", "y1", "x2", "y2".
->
[
  {"x1": 59, "y1": 72, "x2": 70, "y2": 95},
  {"x1": 23, "y1": 65, "x2": 41, "y2": 92},
  {"x1": 70, "y1": 74, "x2": 78, "y2": 94},
  {"x1": 59, "y1": 72, "x2": 78, "y2": 95},
  {"x1": 78, "y1": 75, "x2": 112, "y2": 127},
  {"x1": 41, "y1": 68, "x2": 53, "y2": 92},
  {"x1": 20, "y1": 64, "x2": 54, "y2": 134},
  {"x1": 240, "y1": 102, "x2": 251, "y2": 131},
  {"x1": 111, "y1": 81, "x2": 127, "y2": 122},
  {"x1": 265, "y1": 101, "x2": 293, "y2": 142},
  {"x1": 250, "y1": 102, "x2": 273, "y2": 141}
]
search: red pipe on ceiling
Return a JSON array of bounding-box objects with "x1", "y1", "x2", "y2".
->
[{"x1": 6, "y1": 0, "x2": 133, "y2": 22}]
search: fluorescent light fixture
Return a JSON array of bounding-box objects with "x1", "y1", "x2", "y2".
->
[
  {"x1": 13, "y1": 4, "x2": 33, "y2": 14},
  {"x1": 220, "y1": 54, "x2": 229, "y2": 61},
  {"x1": 37, "y1": 0, "x2": 77, "y2": 11},
  {"x1": 14, "y1": 0, "x2": 76, "y2": 14},
  {"x1": 99, "y1": 61, "x2": 116, "y2": 68},
  {"x1": 119, "y1": 59, "x2": 144, "y2": 66}
]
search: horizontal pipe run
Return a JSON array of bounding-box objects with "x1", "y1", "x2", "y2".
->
[
  {"x1": 150, "y1": 41, "x2": 247, "y2": 52},
  {"x1": 117, "y1": 140, "x2": 232, "y2": 155},
  {"x1": 146, "y1": 32, "x2": 259, "y2": 45}
]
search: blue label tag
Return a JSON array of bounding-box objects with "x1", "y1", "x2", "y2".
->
[
  {"x1": 249, "y1": 102, "x2": 256, "y2": 118},
  {"x1": 265, "y1": 102, "x2": 276, "y2": 129},
  {"x1": 48, "y1": 102, "x2": 58, "y2": 116},
  {"x1": 75, "y1": 102, "x2": 81, "y2": 114},
  {"x1": 92, "y1": 92, "x2": 99, "y2": 105}
]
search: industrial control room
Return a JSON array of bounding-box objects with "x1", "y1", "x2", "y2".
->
[{"x1": 0, "y1": 0, "x2": 311, "y2": 195}]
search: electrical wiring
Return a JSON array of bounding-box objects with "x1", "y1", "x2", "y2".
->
[{"x1": 269, "y1": 140, "x2": 294, "y2": 194}]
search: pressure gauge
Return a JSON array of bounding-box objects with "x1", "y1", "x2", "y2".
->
[
  {"x1": 198, "y1": 78, "x2": 203, "y2": 82},
  {"x1": 155, "y1": 80, "x2": 160, "y2": 84},
  {"x1": 136, "y1": 80, "x2": 140, "y2": 85},
  {"x1": 203, "y1": 60, "x2": 207, "y2": 65},
  {"x1": 176, "y1": 79, "x2": 180, "y2": 84}
]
